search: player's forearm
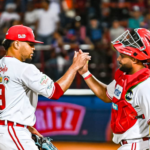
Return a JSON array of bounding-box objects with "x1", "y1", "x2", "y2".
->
[
  {"x1": 28, "y1": 126, "x2": 43, "y2": 137},
  {"x1": 84, "y1": 76, "x2": 112, "y2": 103},
  {"x1": 56, "y1": 65, "x2": 77, "y2": 92}
]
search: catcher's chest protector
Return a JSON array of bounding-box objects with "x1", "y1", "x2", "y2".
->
[{"x1": 111, "y1": 68, "x2": 150, "y2": 134}]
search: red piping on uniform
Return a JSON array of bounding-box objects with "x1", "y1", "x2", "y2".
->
[
  {"x1": 11, "y1": 126, "x2": 24, "y2": 150},
  {"x1": 4, "y1": 56, "x2": 13, "y2": 57},
  {"x1": 131, "y1": 143, "x2": 134, "y2": 150},
  {"x1": 134, "y1": 143, "x2": 136, "y2": 150},
  {"x1": 48, "y1": 86, "x2": 55, "y2": 99},
  {"x1": 8, "y1": 126, "x2": 21, "y2": 150},
  {"x1": 106, "y1": 91, "x2": 112, "y2": 100}
]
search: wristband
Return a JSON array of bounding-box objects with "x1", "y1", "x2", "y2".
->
[{"x1": 82, "y1": 71, "x2": 92, "y2": 80}]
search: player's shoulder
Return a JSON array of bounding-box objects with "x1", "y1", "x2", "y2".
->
[
  {"x1": 8, "y1": 58, "x2": 39, "y2": 73},
  {"x1": 136, "y1": 77, "x2": 150, "y2": 93},
  {"x1": 9, "y1": 58, "x2": 32, "y2": 68},
  {"x1": 133, "y1": 78, "x2": 150, "y2": 103},
  {"x1": 21, "y1": 62, "x2": 39, "y2": 73},
  {"x1": 21, "y1": 63, "x2": 41, "y2": 78},
  {"x1": 139, "y1": 77, "x2": 150, "y2": 87}
]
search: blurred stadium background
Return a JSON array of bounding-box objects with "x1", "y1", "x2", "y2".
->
[{"x1": 0, "y1": 0, "x2": 149, "y2": 149}]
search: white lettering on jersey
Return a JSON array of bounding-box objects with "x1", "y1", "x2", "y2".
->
[{"x1": 114, "y1": 84, "x2": 123, "y2": 99}]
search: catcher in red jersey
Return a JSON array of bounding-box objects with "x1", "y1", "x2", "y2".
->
[
  {"x1": 0, "y1": 25, "x2": 91, "y2": 150},
  {"x1": 78, "y1": 28, "x2": 150, "y2": 150}
]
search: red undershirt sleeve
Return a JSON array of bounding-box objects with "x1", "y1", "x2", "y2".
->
[{"x1": 48, "y1": 82, "x2": 64, "y2": 100}]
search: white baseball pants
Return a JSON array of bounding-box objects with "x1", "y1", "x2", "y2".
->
[
  {"x1": 0, "y1": 125, "x2": 38, "y2": 150},
  {"x1": 118, "y1": 140, "x2": 150, "y2": 150}
]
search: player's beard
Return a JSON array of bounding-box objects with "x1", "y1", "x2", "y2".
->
[
  {"x1": 119, "y1": 63, "x2": 132, "y2": 74},
  {"x1": 23, "y1": 54, "x2": 33, "y2": 62},
  {"x1": 25, "y1": 55, "x2": 33, "y2": 62}
]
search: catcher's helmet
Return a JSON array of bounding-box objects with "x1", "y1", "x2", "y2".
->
[{"x1": 112, "y1": 28, "x2": 150, "y2": 61}]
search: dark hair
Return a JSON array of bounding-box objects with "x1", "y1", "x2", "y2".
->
[
  {"x1": 2, "y1": 39, "x2": 14, "y2": 50},
  {"x1": 130, "y1": 30, "x2": 143, "y2": 47}
]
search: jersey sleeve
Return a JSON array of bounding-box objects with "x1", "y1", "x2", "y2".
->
[
  {"x1": 21, "y1": 64, "x2": 56, "y2": 98},
  {"x1": 136, "y1": 83, "x2": 150, "y2": 124},
  {"x1": 106, "y1": 80, "x2": 116, "y2": 100}
]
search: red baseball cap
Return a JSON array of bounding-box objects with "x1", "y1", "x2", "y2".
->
[{"x1": 5, "y1": 25, "x2": 43, "y2": 44}]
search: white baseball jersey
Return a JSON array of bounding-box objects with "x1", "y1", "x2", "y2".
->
[
  {"x1": 106, "y1": 78, "x2": 150, "y2": 144},
  {"x1": 0, "y1": 56, "x2": 55, "y2": 126}
]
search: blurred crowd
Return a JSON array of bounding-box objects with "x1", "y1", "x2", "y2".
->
[{"x1": 0, "y1": 0, "x2": 150, "y2": 88}]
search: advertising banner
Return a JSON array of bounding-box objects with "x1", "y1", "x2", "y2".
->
[
  {"x1": 35, "y1": 102, "x2": 85, "y2": 136},
  {"x1": 35, "y1": 90, "x2": 112, "y2": 142}
]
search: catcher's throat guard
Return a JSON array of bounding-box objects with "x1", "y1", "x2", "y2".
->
[{"x1": 111, "y1": 68, "x2": 150, "y2": 134}]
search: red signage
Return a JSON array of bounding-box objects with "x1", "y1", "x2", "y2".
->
[{"x1": 35, "y1": 102, "x2": 86, "y2": 136}]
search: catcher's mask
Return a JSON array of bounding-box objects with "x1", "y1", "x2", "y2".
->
[{"x1": 112, "y1": 28, "x2": 150, "y2": 61}]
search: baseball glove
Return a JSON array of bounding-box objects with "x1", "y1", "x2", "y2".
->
[{"x1": 32, "y1": 134, "x2": 58, "y2": 150}]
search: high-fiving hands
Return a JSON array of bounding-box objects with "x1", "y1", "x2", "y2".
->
[
  {"x1": 73, "y1": 49, "x2": 90, "y2": 75},
  {"x1": 56, "y1": 49, "x2": 91, "y2": 92},
  {"x1": 72, "y1": 49, "x2": 90, "y2": 73}
]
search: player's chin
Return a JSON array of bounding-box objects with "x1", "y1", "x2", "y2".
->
[
  {"x1": 25, "y1": 57, "x2": 32, "y2": 62},
  {"x1": 29, "y1": 55, "x2": 33, "y2": 60}
]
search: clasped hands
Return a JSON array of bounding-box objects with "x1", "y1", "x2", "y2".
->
[{"x1": 73, "y1": 49, "x2": 91, "y2": 75}]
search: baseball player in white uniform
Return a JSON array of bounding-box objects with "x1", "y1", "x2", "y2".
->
[
  {"x1": 78, "y1": 28, "x2": 150, "y2": 150},
  {"x1": 0, "y1": 25, "x2": 91, "y2": 150}
]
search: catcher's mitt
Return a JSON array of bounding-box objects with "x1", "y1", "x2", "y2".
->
[{"x1": 32, "y1": 134, "x2": 58, "y2": 150}]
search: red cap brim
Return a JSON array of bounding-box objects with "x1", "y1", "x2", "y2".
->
[{"x1": 32, "y1": 40, "x2": 44, "y2": 44}]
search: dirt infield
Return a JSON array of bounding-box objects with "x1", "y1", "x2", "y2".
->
[{"x1": 53, "y1": 142, "x2": 120, "y2": 150}]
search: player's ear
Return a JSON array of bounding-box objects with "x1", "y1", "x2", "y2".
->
[{"x1": 13, "y1": 40, "x2": 20, "y2": 50}]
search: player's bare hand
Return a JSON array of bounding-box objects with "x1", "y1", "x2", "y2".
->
[
  {"x1": 28, "y1": 126, "x2": 43, "y2": 137},
  {"x1": 77, "y1": 49, "x2": 89, "y2": 75},
  {"x1": 72, "y1": 49, "x2": 91, "y2": 71},
  {"x1": 78, "y1": 60, "x2": 89, "y2": 75}
]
